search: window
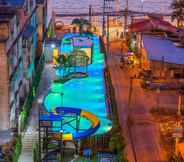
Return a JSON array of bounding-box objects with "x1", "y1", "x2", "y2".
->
[{"x1": 30, "y1": 0, "x2": 33, "y2": 8}]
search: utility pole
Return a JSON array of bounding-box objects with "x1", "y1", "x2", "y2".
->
[
  {"x1": 102, "y1": 0, "x2": 116, "y2": 37},
  {"x1": 102, "y1": 0, "x2": 106, "y2": 36},
  {"x1": 141, "y1": 0, "x2": 144, "y2": 12},
  {"x1": 124, "y1": 0, "x2": 129, "y2": 39},
  {"x1": 175, "y1": 94, "x2": 182, "y2": 156},
  {"x1": 175, "y1": 88, "x2": 184, "y2": 156},
  {"x1": 128, "y1": 77, "x2": 133, "y2": 109},
  {"x1": 156, "y1": 88, "x2": 160, "y2": 111},
  {"x1": 107, "y1": 14, "x2": 110, "y2": 55},
  {"x1": 38, "y1": 113, "x2": 41, "y2": 162},
  {"x1": 89, "y1": 5, "x2": 92, "y2": 24}
]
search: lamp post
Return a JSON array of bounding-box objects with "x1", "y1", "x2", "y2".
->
[
  {"x1": 102, "y1": 0, "x2": 106, "y2": 37},
  {"x1": 156, "y1": 88, "x2": 160, "y2": 111},
  {"x1": 60, "y1": 92, "x2": 64, "y2": 107},
  {"x1": 175, "y1": 94, "x2": 182, "y2": 156},
  {"x1": 60, "y1": 130, "x2": 63, "y2": 157},
  {"x1": 175, "y1": 88, "x2": 184, "y2": 156}
]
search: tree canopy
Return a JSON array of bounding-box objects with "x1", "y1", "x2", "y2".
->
[
  {"x1": 171, "y1": 0, "x2": 184, "y2": 27},
  {"x1": 71, "y1": 18, "x2": 91, "y2": 33}
]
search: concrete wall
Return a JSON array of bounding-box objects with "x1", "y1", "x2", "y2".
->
[
  {"x1": 150, "y1": 60, "x2": 184, "y2": 78},
  {"x1": 141, "y1": 43, "x2": 184, "y2": 78}
]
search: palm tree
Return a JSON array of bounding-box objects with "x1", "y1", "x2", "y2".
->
[
  {"x1": 57, "y1": 54, "x2": 68, "y2": 67},
  {"x1": 171, "y1": 0, "x2": 184, "y2": 27},
  {"x1": 71, "y1": 18, "x2": 91, "y2": 33}
]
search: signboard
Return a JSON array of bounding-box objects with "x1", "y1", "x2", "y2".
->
[{"x1": 172, "y1": 127, "x2": 183, "y2": 138}]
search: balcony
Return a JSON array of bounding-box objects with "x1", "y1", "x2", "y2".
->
[
  {"x1": 0, "y1": 24, "x2": 9, "y2": 42},
  {"x1": 18, "y1": 9, "x2": 29, "y2": 29}
]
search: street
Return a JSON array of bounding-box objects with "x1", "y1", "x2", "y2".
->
[{"x1": 107, "y1": 41, "x2": 178, "y2": 162}]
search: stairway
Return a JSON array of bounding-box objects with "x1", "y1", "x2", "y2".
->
[
  {"x1": 22, "y1": 131, "x2": 39, "y2": 151},
  {"x1": 18, "y1": 130, "x2": 38, "y2": 162}
]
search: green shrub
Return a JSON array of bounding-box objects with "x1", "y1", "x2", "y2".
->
[
  {"x1": 57, "y1": 154, "x2": 63, "y2": 162},
  {"x1": 33, "y1": 143, "x2": 39, "y2": 162},
  {"x1": 19, "y1": 55, "x2": 45, "y2": 131},
  {"x1": 12, "y1": 136, "x2": 22, "y2": 162},
  {"x1": 47, "y1": 24, "x2": 55, "y2": 38}
]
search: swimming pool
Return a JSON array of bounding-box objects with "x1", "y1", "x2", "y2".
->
[{"x1": 44, "y1": 33, "x2": 112, "y2": 136}]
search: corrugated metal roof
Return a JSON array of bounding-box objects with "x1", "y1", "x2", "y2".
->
[{"x1": 143, "y1": 34, "x2": 184, "y2": 65}]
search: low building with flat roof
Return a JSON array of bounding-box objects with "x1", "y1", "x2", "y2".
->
[{"x1": 142, "y1": 34, "x2": 184, "y2": 78}]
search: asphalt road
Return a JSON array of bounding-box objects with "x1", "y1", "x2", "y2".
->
[{"x1": 107, "y1": 41, "x2": 170, "y2": 162}]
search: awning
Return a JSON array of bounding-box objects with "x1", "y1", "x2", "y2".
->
[{"x1": 23, "y1": 25, "x2": 35, "y2": 39}]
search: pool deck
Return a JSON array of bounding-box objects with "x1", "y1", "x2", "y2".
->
[{"x1": 18, "y1": 64, "x2": 56, "y2": 162}]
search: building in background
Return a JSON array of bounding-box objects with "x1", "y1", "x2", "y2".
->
[
  {"x1": 36, "y1": 0, "x2": 47, "y2": 58},
  {"x1": 128, "y1": 16, "x2": 184, "y2": 78},
  {"x1": 0, "y1": 6, "x2": 17, "y2": 133},
  {"x1": 0, "y1": 0, "x2": 47, "y2": 139}
]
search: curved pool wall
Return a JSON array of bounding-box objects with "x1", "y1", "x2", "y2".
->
[{"x1": 44, "y1": 33, "x2": 112, "y2": 135}]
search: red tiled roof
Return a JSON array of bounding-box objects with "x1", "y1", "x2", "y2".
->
[{"x1": 128, "y1": 17, "x2": 177, "y2": 33}]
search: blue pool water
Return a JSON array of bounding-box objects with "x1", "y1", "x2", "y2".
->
[{"x1": 44, "y1": 33, "x2": 112, "y2": 135}]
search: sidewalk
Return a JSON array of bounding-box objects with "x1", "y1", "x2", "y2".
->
[{"x1": 18, "y1": 64, "x2": 55, "y2": 162}]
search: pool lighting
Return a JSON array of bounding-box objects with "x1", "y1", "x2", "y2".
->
[{"x1": 51, "y1": 43, "x2": 56, "y2": 48}]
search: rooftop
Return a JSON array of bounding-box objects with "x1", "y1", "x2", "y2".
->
[
  {"x1": 128, "y1": 16, "x2": 178, "y2": 33},
  {"x1": 143, "y1": 35, "x2": 184, "y2": 65}
]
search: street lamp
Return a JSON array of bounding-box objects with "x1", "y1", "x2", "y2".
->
[
  {"x1": 59, "y1": 130, "x2": 63, "y2": 156},
  {"x1": 174, "y1": 87, "x2": 184, "y2": 156},
  {"x1": 177, "y1": 87, "x2": 184, "y2": 116},
  {"x1": 156, "y1": 88, "x2": 160, "y2": 111}
]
